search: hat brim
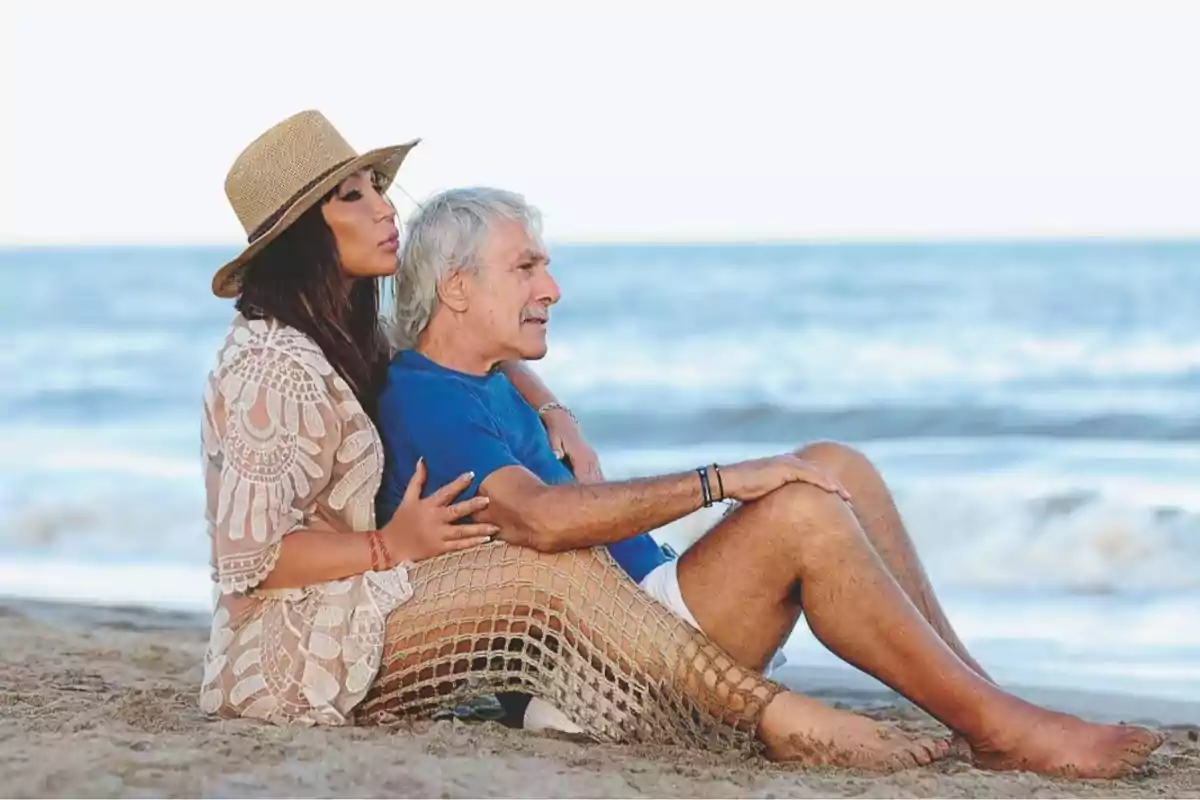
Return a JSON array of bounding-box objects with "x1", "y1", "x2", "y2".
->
[{"x1": 211, "y1": 139, "x2": 420, "y2": 298}]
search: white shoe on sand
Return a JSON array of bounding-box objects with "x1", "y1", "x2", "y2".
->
[{"x1": 523, "y1": 697, "x2": 584, "y2": 734}]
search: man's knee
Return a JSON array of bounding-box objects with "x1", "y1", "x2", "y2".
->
[
  {"x1": 724, "y1": 483, "x2": 860, "y2": 572},
  {"x1": 795, "y1": 440, "x2": 875, "y2": 478},
  {"x1": 748, "y1": 480, "x2": 854, "y2": 528}
]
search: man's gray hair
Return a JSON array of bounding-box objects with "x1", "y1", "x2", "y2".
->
[{"x1": 390, "y1": 187, "x2": 543, "y2": 349}]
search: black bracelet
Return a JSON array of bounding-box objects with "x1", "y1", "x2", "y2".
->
[
  {"x1": 711, "y1": 463, "x2": 725, "y2": 502},
  {"x1": 696, "y1": 466, "x2": 713, "y2": 508}
]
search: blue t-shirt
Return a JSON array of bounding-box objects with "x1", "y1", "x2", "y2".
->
[{"x1": 376, "y1": 350, "x2": 670, "y2": 583}]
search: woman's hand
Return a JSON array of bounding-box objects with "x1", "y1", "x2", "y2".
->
[
  {"x1": 542, "y1": 408, "x2": 605, "y2": 483},
  {"x1": 379, "y1": 459, "x2": 499, "y2": 563}
]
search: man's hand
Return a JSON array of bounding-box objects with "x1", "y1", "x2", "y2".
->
[
  {"x1": 720, "y1": 455, "x2": 853, "y2": 504},
  {"x1": 541, "y1": 408, "x2": 605, "y2": 483}
]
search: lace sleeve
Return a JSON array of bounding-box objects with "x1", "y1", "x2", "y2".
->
[{"x1": 202, "y1": 337, "x2": 343, "y2": 594}]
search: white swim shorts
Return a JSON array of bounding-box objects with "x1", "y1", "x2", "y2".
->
[{"x1": 639, "y1": 557, "x2": 787, "y2": 677}]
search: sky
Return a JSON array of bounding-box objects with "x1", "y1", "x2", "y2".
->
[{"x1": 3, "y1": 0, "x2": 1200, "y2": 245}]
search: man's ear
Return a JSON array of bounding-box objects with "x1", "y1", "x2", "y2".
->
[{"x1": 436, "y1": 268, "x2": 470, "y2": 313}]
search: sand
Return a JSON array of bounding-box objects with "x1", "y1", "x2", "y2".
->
[{"x1": 1, "y1": 598, "x2": 1197, "y2": 799}]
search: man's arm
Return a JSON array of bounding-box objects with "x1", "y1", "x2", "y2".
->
[{"x1": 476, "y1": 465, "x2": 704, "y2": 552}]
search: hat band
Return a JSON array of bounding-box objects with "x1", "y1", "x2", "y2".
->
[{"x1": 246, "y1": 156, "x2": 356, "y2": 243}]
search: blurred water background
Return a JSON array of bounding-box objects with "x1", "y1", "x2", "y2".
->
[{"x1": 2, "y1": 240, "x2": 1198, "y2": 701}]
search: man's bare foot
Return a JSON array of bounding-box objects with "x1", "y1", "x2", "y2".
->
[
  {"x1": 761, "y1": 692, "x2": 951, "y2": 772},
  {"x1": 970, "y1": 700, "x2": 1166, "y2": 778},
  {"x1": 949, "y1": 733, "x2": 973, "y2": 760}
]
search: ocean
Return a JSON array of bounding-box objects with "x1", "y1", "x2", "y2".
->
[{"x1": 2, "y1": 241, "x2": 1198, "y2": 704}]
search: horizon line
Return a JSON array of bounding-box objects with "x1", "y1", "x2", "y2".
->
[{"x1": 6, "y1": 233, "x2": 1200, "y2": 250}]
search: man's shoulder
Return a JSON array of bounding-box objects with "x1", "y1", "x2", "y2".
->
[
  {"x1": 386, "y1": 356, "x2": 468, "y2": 392},
  {"x1": 380, "y1": 357, "x2": 496, "y2": 423}
]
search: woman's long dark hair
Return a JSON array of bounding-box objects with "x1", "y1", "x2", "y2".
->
[{"x1": 236, "y1": 198, "x2": 390, "y2": 417}]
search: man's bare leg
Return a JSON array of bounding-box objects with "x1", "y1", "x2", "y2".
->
[
  {"x1": 676, "y1": 482, "x2": 1163, "y2": 778},
  {"x1": 797, "y1": 440, "x2": 992, "y2": 682}
]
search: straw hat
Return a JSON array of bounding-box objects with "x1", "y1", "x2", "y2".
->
[{"x1": 213, "y1": 110, "x2": 420, "y2": 298}]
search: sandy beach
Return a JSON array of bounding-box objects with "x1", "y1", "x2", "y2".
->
[{"x1": 0, "y1": 598, "x2": 1196, "y2": 798}]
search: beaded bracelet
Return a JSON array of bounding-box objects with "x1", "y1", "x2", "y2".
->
[
  {"x1": 367, "y1": 530, "x2": 395, "y2": 572},
  {"x1": 367, "y1": 530, "x2": 382, "y2": 572},
  {"x1": 537, "y1": 402, "x2": 577, "y2": 424},
  {"x1": 375, "y1": 530, "x2": 395, "y2": 570}
]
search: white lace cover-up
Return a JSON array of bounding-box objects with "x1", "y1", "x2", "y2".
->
[{"x1": 198, "y1": 314, "x2": 411, "y2": 725}]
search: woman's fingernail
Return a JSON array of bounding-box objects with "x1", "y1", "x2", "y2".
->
[
  {"x1": 464, "y1": 471, "x2": 475, "y2": 480},
  {"x1": 480, "y1": 495, "x2": 490, "y2": 504}
]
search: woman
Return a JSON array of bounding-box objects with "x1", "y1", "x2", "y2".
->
[
  {"x1": 200, "y1": 110, "x2": 949, "y2": 769},
  {"x1": 201, "y1": 110, "x2": 595, "y2": 725}
]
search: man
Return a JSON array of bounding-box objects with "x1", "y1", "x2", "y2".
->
[{"x1": 375, "y1": 187, "x2": 1161, "y2": 777}]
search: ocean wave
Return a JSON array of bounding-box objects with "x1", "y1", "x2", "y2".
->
[
  {"x1": 4, "y1": 474, "x2": 1196, "y2": 596},
  {"x1": 901, "y1": 490, "x2": 1200, "y2": 594},
  {"x1": 652, "y1": 487, "x2": 1200, "y2": 595},
  {"x1": 577, "y1": 404, "x2": 1200, "y2": 445},
  {"x1": 4, "y1": 426, "x2": 1199, "y2": 595},
  {"x1": 534, "y1": 311, "x2": 1200, "y2": 404},
  {"x1": 2, "y1": 465, "x2": 1190, "y2": 597}
]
